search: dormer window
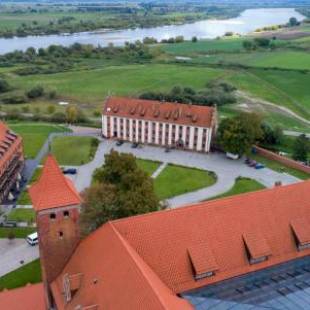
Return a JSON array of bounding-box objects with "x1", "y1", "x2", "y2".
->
[
  {"x1": 188, "y1": 243, "x2": 218, "y2": 281},
  {"x1": 63, "y1": 273, "x2": 83, "y2": 303},
  {"x1": 291, "y1": 218, "x2": 310, "y2": 251},
  {"x1": 243, "y1": 232, "x2": 271, "y2": 265}
]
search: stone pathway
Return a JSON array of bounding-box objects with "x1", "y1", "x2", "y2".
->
[
  {"x1": 70, "y1": 140, "x2": 300, "y2": 205},
  {"x1": 0, "y1": 239, "x2": 39, "y2": 278},
  {"x1": 151, "y1": 162, "x2": 167, "y2": 179}
]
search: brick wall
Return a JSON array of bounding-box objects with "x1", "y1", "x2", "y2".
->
[{"x1": 253, "y1": 146, "x2": 310, "y2": 175}]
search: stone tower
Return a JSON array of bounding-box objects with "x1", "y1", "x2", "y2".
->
[{"x1": 29, "y1": 155, "x2": 82, "y2": 309}]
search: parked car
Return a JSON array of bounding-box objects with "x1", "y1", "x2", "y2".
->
[
  {"x1": 63, "y1": 168, "x2": 77, "y2": 175},
  {"x1": 248, "y1": 160, "x2": 257, "y2": 167},
  {"x1": 255, "y1": 163, "x2": 265, "y2": 170},
  {"x1": 226, "y1": 152, "x2": 239, "y2": 160},
  {"x1": 116, "y1": 140, "x2": 124, "y2": 146},
  {"x1": 165, "y1": 147, "x2": 171, "y2": 153},
  {"x1": 0, "y1": 220, "x2": 17, "y2": 228},
  {"x1": 26, "y1": 232, "x2": 39, "y2": 246},
  {"x1": 131, "y1": 143, "x2": 139, "y2": 148}
]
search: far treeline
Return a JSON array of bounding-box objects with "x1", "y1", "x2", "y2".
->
[{"x1": 0, "y1": 2, "x2": 243, "y2": 38}]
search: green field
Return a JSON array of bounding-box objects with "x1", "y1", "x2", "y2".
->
[
  {"x1": 0, "y1": 227, "x2": 35, "y2": 238},
  {"x1": 211, "y1": 177, "x2": 265, "y2": 199},
  {"x1": 10, "y1": 64, "x2": 228, "y2": 104},
  {"x1": 8, "y1": 122, "x2": 70, "y2": 158},
  {"x1": 0, "y1": 259, "x2": 41, "y2": 291},
  {"x1": 194, "y1": 51, "x2": 310, "y2": 70},
  {"x1": 7, "y1": 209, "x2": 35, "y2": 224},
  {"x1": 51, "y1": 136, "x2": 98, "y2": 165},
  {"x1": 224, "y1": 69, "x2": 310, "y2": 119},
  {"x1": 136, "y1": 159, "x2": 161, "y2": 176},
  {"x1": 154, "y1": 164, "x2": 216, "y2": 199}
]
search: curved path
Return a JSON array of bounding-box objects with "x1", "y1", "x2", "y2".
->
[{"x1": 69, "y1": 139, "x2": 299, "y2": 208}]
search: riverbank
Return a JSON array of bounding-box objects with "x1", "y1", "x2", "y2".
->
[{"x1": 0, "y1": 8, "x2": 304, "y2": 54}]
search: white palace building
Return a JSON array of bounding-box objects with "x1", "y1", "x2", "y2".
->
[{"x1": 102, "y1": 97, "x2": 218, "y2": 153}]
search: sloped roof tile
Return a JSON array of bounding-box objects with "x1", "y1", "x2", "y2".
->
[{"x1": 29, "y1": 155, "x2": 81, "y2": 211}]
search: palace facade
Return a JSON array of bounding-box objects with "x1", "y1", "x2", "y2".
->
[
  {"x1": 102, "y1": 97, "x2": 218, "y2": 152},
  {"x1": 0, "y1": 122, "x2": 24, "y2": 203}
]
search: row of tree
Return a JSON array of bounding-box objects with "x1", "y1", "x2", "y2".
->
[{"x1": 140, "y1": 81, "x2": 237, "y2": 107}]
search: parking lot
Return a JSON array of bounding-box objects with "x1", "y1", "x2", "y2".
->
[{"x1": 69, "y1": 139, "x2": 300, "y2": 207}]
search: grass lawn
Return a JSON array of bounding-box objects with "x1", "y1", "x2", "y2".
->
[
  {"x1": 250, "y1": 153, "x2": 310, "y2": 180},
  {"x1": 8, "y1": 122, "x2": 70, "y2": 159},
  {"x1": 154, "y1": 164, "x2": 216, "y2": 200},
  {"x1": 211, "y1": 177, "x2": 265, "y2": 199},
  {"x1": 0, "y1": 227, "x2": 35, "y2": 238},
  {"x1": 51, "y1": 136, "x2": 99, "y2": 165},
  {"x1": 136, "y1": 159, "x2": 161, "y2": 176},
  {"x1": 0, "y1": 259, "x2": 41, "y2": 291},
  {"x1": 7, "y1": 209, "x2": 35, "y2": 224}
]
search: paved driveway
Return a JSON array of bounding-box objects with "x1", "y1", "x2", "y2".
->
[
  {"x1": 71, "y1": 140, "x2": 300, "y2": 207},
  {"x1": 0, "y1": 239, "x2": 39, "y2": 277}
]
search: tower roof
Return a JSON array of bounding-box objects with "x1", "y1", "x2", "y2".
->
[{"x1": 29, "y1": 155, "x2": 81, "y2": 211}]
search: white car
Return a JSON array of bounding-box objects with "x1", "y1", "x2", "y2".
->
[{"x1": 26, "y1": 232, "x2": 38, "y2": 246}]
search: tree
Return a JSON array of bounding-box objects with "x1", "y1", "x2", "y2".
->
[
  {"x1": 192, "y1": 36, "x2": 198, "y2": 43},
  {"x1": 289, "y1": 17, "x2": 298, "y2": 27},
  {"x1": 7, "y1": 231, "x2": 16, "y2": 244},
  {"x1": 242, "y1": 40, "x2": 255, "y2": 51},
  {"x1": 81, "y1": 150, "x2": 159, "y2": 234},
  {"x1": 47, "y1": 105, "x2": 56, "y2": 114},
  {"x1": 217, "y1": 113, "x2": 263, "y2": 156},
  {"x1": 0, "y1": 78, "x2": 10, "y2": 93},
  {"x1": 26, "y1": 85, "x2": 44, "y2": 99},
  {"x1": 292, "y1": 134, "x2": 309, "y2": 162},
  {"x1": 65, "y1": 106, "x2": 78, "y2": 124},
  {"x1": 80, "y1": 183, "x2": 118, "y2": 236},
  {"x1": 261, "y1": 123, "x2": 283, "y2": 145}
]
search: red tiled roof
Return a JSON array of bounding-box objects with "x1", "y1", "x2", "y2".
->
[
  {"x1": 0, "y1": 283, "x2": 45, "y2": 310},
  {"x1": 0, "y1": 121, "x2": 22, "y2": 169},
  {"x1": 51, "y1": 223, "x2": 192, "y2": 310},
  {"x1": 103, "y1": 96, "x2": 215, "y2": 128},
  {"x1": 52, "y1": 180, "x2": 310, "y2": 309},
  {"x1": 29, "y1": 155, "x2": 81, "y2": 211}
]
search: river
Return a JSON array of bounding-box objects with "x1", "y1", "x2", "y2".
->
[{"x1": 0, "y1": 8, "x2": 304, "y2": 55}]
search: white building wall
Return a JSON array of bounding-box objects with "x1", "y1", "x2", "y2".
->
[
  {"x1": 206, "y1": 128, "x2": 212, "y2": 152},
  {"x1": 155, "y1": 123, "x2": 159, "y2": 144},
  {"x1": 182, "y1": 126, "x2": 187, "y2": 146},
  {"x1": 141, "y1": 121, "x2": 145, "y2": 143},
  {"x1": 129, "y1": 119, "x2": 133, "y2": 142},
  {"x1": 123, "y1": 118, "x2": 127, "y2": 140},
  {"x1": 168, "y1": 124, "x2": 172, "y2": 146},
  {"x1": 175, "y1": 125, "x2": 179, "y2": 145},
  {"x1": 136, "y1": 120, "x2": 139, "y2": 142},
  {"x1": 102, "y1": 115, "x2": 108, "y2": 136},
  {"x1": 148, "y1": 122, "x2": 152, "y2": 143},
  {"x1": 110, "y1": 117, "x2": 114, "y2": 137},
  {"x1": 161, "y1": 123, "x2": 166, "y2": 145},
  {"x1": 197, "y1": 127, "x2": 203, "y2": 151},
  {"x1": 189, "y1": 126, "x2": 195, "y2": 149},
  {"x1": 117, "y1": 117, "x2": 121, "y2": 138}
]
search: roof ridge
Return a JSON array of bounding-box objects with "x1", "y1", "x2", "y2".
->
[
  {"x1": 112, "y1": 180, "x2": 307, "y2": 224},
  {"x1": 109, "y1": 222, "x2": 176, "y2": 310}
]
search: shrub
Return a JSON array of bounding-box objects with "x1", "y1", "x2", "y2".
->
[
  {"x1": 1, "y1": 94, "x2": 28, "y2": 104},
  {"x1": 0, "y1": 78, "x2": 11, "y2": 93},
  {"x1": 26, "y1": 86, "x2": 44, "y2": 99},
  {"x1": 51, "y1": 112, "x2": 66, "y2": 123}
]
